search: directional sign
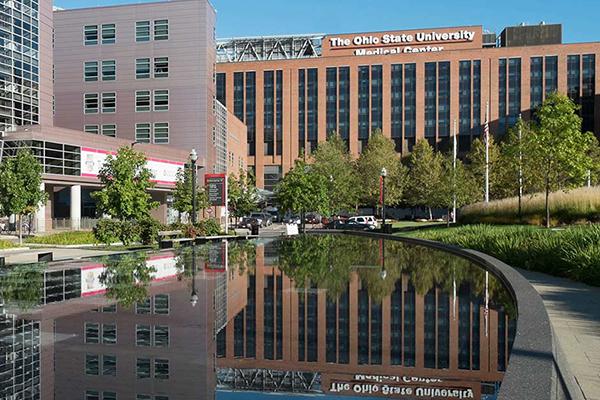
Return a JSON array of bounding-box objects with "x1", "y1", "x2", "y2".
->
[{"x1": 205, "y1": 174, "x2": 227, "y2": 206}]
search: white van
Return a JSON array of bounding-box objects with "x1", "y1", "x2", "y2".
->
[{"x1": 348, "y1": 215, "x2": 378, "y2": 227}]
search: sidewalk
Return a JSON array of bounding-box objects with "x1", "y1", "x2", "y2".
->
[
  {"x1": 519, "y1": 269, "x2": 600, "y2": 400},
  {"x1": 0, "y1": 247, "x2": 118, "y2": 264}
]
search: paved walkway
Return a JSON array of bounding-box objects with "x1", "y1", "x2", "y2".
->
[
  {"x1": 0, "y1": 247, "x2": 118, "y2": 264},
  {"x1": 519, "y1": 269, "x2": 600, "y2": 400}
]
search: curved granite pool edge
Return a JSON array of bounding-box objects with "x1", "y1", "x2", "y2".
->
[{"x1": 308, "y1": 229, "x2": 582, "y2": 400}]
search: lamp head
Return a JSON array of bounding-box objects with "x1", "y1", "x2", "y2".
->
[
  {"x1": 190, "y1": 148, "x2": 198, "y2": 162},
  {"x1": 380, "y1": 167, "x2": 387, "y2": 177}
]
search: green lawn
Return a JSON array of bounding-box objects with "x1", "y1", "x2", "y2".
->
[
  {"x1": 24, "y1": 231, "x2": 98, "y2": 246},
  {"x1": 396, "y1": 224, "x2": 600, "y2": 286}
]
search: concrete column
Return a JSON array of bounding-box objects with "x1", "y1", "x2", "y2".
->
[
  {"x1": 35, "y1": 182, "x2": 46, "y2": 233},
  {"x1": 70, "y1": 185, "x2": 81, "y2": 230}
]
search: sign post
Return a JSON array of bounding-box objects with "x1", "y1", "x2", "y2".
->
[{"x1": 205, "y1": 174, "x2": 228, "y2": 234}]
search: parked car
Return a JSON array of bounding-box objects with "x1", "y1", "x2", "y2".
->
[
  {"x1": 283, "y1": 214, "x2": 301, "y2": 225},
  {"x1": 245, "y1": 212, "x2": 272, "y2": 227},
  {"x1": 304, "y1": 213, "x2": 322, "y2": 224},
  {"x1": 348, "y1": 215, "x2": 378, "y2": 228},
  {"x1": 239, "y1": 216, "x2": 260, "y2": 228},
  {"x1": 325, "y1": 219, "x2": 375, "y2": 231}
]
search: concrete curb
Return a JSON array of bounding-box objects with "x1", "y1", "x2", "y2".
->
[
  {"x1": 309, "y1": 229, "x2": 580, "y2": 400},
  {"x1": 0, "y1": 247, "x2": 30, "y2": 254}
]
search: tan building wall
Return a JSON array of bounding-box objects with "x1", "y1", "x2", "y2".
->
[
  {"x1": 227, "y1": 110, "x2": 248, "y2": 176},
  {"x1": 217, "y1": 27, "x2": 600, "y2": 188}
]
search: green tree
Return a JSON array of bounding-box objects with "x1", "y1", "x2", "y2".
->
[
  {"x1": 435, "y1": 153, "x2": 477, "y2": 226},
  {"x1": 275, "y1": 159, "x2": 329, "y2": 230},
  {"x1": 92, "y1": 147, "x2": 158, "y2": 221},
  {"x1": 99, "y1": 253, "x2": 155, "y2": 307},
  {"x1": 172, "y1": 163, "x2": 209, "y2": 222},
  {"x1": 311, "y1": 133, "x2": 360, "y2": 212},
  {"x1": 0, "y1": 150, "x2": 47, "y2": 244},
  {"x1": 588, "y1": 136, "x2": 600, "y2": 186},
  {"x1": 466, "y1": 136, "x2": 504, "y2": 201},
  {"x1": 527, "y1": 93, "x2": 595, "y2": 227},
  {"x1": 228, "y1": 170, "x2": 258, "y2": 224},
  {"x1": 356, "y1": 130, "x2": 407, "y2": 212},
  {"x1": 405, "y1": 139, "x2": 442, "y2": 220}
]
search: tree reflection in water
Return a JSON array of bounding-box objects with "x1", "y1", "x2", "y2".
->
[{"x1": 99, "y1": 253, "x2": 155, "y2": 307}]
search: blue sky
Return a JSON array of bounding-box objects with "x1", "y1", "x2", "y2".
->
[{"x1": 55, "y1": 0, "x2": 598, "y2": 43}]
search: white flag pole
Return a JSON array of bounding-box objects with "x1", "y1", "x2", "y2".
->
[
  {"x1": 452, "y1": 118, "x2": 457, "y2": 223},
  {"x1": 484, "y1": 101, "x2": 490, "y2": 203},
  {"x1": 518, "y1": 114, "x2": 523, "y2": 219}
]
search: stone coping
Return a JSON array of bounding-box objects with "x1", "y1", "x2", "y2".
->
[{"x1": 309, "y1": 229, "x2": 580, "y2": 400}]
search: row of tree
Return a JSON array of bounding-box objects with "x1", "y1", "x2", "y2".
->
[{"x1": 276, "y1": 93, "x2": 600, "y2": 227}]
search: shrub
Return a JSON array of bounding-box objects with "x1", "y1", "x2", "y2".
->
[
  {"x1": 119, "y1": 220, "x2": 141, "y2": 245},
  {"x1": 93, "y1": 219, "x2": 122, "y2": 245},
  {"x1": 138, "y1": 218, "x2": 162, "y2": 245},
  {"x1": 198, "y1": 218, "x2": 222, "y2": 236},
  {"x1": 409, "y1": 224, "x2": 600, "y2": 286},
  {"x1": 0, "y1": 239, "x2": 17, "y2": 249}
]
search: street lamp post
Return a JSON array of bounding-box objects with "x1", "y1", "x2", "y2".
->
[
  {"x1": 190, "y1": 149, "x2": 198, "y2": 225},
  {"x1": 190, "y1": 245, "x2": 198, "y2": 307},
  {"x1": 380, "y1": 167, "x2": 387, "y2": 230}
]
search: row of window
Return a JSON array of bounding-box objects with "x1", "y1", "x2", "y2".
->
[
  {"x1": 83, "y1": 90, "x2": 169, "y2": 113},
  {"x1": 83, "y1": 57, "x2": 169, "y2": 81},
  {"x1": 136, "y1": 358, "x2": 169, "y2": 379},
  {"x1": 83, "y1": 123, "x2": 170, "y2": 144},
  {"x1": 136, "y1": 294, "x2": 170, "y2": 314},
  {"x1": 85, "y1": 354, "x2": 117, "y2": 376},
  {"x1": 85, "y1": 323, "x2": 116, "y2": 344},
  {"x1": 84, "y1": 20, "x2": 168, "y2": 45},
  {"x1": 136, "y1": 325, "x2": 169, "y2": 347}
]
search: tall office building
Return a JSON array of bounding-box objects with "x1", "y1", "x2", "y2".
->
[
  {"x1": 216, "y1": 23, "x2": 600, "y2": 188},
  {"x1": 0, "y1": 0, "x2": 53, "y2": 132},
  {"x1": 52, "y1": 0, "x2": 217, "y2": 167}
]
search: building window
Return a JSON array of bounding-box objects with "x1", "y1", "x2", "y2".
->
[
  {"x1": 154, "y1": 359, "x2": 169, "y2": 380},
  {"x1": 136, "y1": 358, "x2": 151, "y2": 379},
  {"x1": 404, "y1": 64, "x2": 417, "y2": 146},
  {"x1": 530, "y1": 57, "x2": 543, "y2": 110},
  {"x1": 136, "y1": 325, "x2": 152, "y2": 346},
  {"x1": 567, "y1": 55, "x2": 581, "y2": 102},
  {"x1": 358, "y1": 65, "x2": 370, "y2": 148},
  {"x1": 326, "y1": 67, "x2": 337, "y2": 136},
  {"x1": 264, "y1": 70, "x2": 274, "y2": 156},
  {"x1": 216, "y1": 73, "x2": 226, "y2": 104},
  {"x1": 154, "y1": 294, "x2": 169, "y2": 314},
  {"x1": 102, "y1": 355, "x2": 117, "y2": 376},
  {"x1": 102, "y1": 60, "x2": 116, "y2": 81},
  {"x1": 84, "y1": 25, "x2": 98, "y2": 45},
  {"x1": 338, "y1": 67, "x2": 350, "y2": 146},
  {"x1": 102, "y1": 323, "x2": 117, "y2": 344},
  {"x1": 102, "y1": 304, "x2": 117, "y2": 313},
  {"x1": 84, "y1": 124, "x2": 99, "y2": 135},
  {"x1": 84, "y1": 93, "x2": 99, "y2": 114},
  {"x1": 438, "y1": 61, "x2": 451, "y2": 140},
  {"x1": 245, "y1": 71, "x2": 256, "y2": 156},
  {"x1": 136, "y1": 123, "x2": 151, "y2": 143},
  {"x1": 306, "y1": 68, "x2": 318, "y2": 153},
  {"x1": 153, "y1": 90, "x2": 169, "y2": 111},
  {"x1": 371, "y1": 65, "x2": 383, "y2": 133},
  {"x1": 154, "y1": 19, "x2": 169, "y2": 41},
  {"x1": 154, "y1": 326, "x2": 169, "y2": 347},
  {"x1": 391, "y1": 64, "x2": 403, "y2": 152},
  {"x1": 508, "y1": 58, "x2": 522, "y2": 128},
  {"x1": 424, "y1": 62, "x2": 437, "y2": 140},
  {"x1": 101, "y1": 23, "x2": 116, "y2": 45},
  {"x1": 582, "y1": 54, "x2": 595, "y2": 133},
  {"x1": 499, "y1": 58, "x2": 507, "y2": 134},
  {"x1": 102, "y1": 124, "x2": 116, "y2": 137},
  {"x1": 101, "y1": 92, "x2": 116, "y2": 113},
  {"x1": 136, "y1": 58, "x2": 151, "y2": 79},
  {"x1": 263, "y1": 165, "x2": 282, "y2": 192},
  {"x1": 154, "y1": 122, "x2": 169, "y2": 144},
  {"x1": 276, "y1": 70, "x2": 283, "y2": 156},
  {"x1": 85, "y1": 390, "x2": 100, "y2": 400},
  {"x1": 233, "y1": 72, "x2": 244, "y2": 121},
  {"x1": 154, "y1": 57, "x2": 169, "y2": 78},
  {"x1": 136, "y1": 297, "x2": 151, "y2": 314},
  {"x1": 85, "y1": 354, "x2": 100, "y2": 375},
  {"x1": 84, "y1": 61, "x2": 98, "y2": 82},
  {"x1": 298, "y1": 69, "x2": 306, "y2": 155},
  {"x1": 472, "y1": 60, "x2": 481, "y2": 137},
  {"x1": 136, "y1": 21, "x2": 150, "y2": 42},
  {"x1": 136, "y1": 91, "x2": 151, "y2": 112},
  {"x1": 103, "y1": 393, "x2": 117, "y2": 400},
  {"x1": 545, "y1": 55, "x2": 558, "y2": 95},
  {"x1": 85, "y1": 322, "x2": 100, "y2": 343}
]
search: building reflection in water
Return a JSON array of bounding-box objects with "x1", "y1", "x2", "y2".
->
[{"x1": 0, "y1": 235, "x2": 516, "y2": 400}]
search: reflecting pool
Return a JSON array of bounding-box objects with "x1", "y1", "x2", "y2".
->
[{"x1": 0, "y1": 234, "x2": 516, "y2": 400}]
